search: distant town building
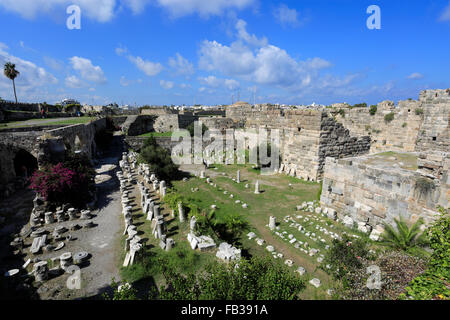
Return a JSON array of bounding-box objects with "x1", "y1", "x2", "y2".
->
[{"x1": 59, "y1": 98, "x2": 80, "y2": 106}]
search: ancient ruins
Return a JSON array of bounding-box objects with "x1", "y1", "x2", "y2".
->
[{"x1": 0, "y1": 88, "x2": 448, "y2": 300}]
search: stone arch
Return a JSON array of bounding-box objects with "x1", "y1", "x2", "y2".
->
[{"x1": 13, "y1": 148, "x2": 38, "y2": 179}]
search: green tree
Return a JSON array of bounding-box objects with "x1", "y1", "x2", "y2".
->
[
  {"x1": 381, "y1": 217, "x2": 427, "y2": 252},
  {"x1": 3, "y1": 62, "x2": 20, "y2": 103},
  {"x1": 139, "y1": 136, "x2": 180, "y2": 181},
  {"x1": 186, "y1": 122, "x2": 208, "y2": 137}
]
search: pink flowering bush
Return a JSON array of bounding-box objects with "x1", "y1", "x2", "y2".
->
[{"x1": 29, "y1": 154, "x2": 95, "y2": 207}]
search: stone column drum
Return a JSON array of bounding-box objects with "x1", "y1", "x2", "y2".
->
[{"x1": 269, "y1": 216, "x2": 276, "y2": 230}]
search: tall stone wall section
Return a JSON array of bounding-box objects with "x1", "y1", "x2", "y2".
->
[
  {"x1": 333, "y1": 100, "x2": 423, "y2": 153},
  {"x1": 415, "y1": 89, "x2": 450, "y2": 152},
  {"x1": 318, "y1": 114, "x2": 371, "y2": 177},
  {"x1": 226, "y1": 106, "x2": 372, "y2": 181}
]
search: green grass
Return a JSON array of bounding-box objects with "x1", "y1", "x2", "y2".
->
[
  {"x1": 0, "y1": 117, "x2": 97, "y2": 130},
  {"x1": 124, "y1": 161, "x2": 398, "y2": 299},
  {"x1": 365, "y1": 151, "x2": 418, "y2": 171},
  {"x1": 138, "y1": 131, "x2": 173, "y2": 137}
]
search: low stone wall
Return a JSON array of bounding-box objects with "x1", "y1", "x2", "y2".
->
[
  {"x1": 2, "y1": 111, "x2": 70, "y2": 122},
  {"x1": 320, "y1": 154, "x2": 448, "y2": 229},
  {"x1": 0, "y1": 101, "x2": 60, "y2": 112}
]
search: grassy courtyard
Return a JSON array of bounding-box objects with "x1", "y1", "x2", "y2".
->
[{"x1": 120, "y1": 159, "x2": 381, "y2": 299}]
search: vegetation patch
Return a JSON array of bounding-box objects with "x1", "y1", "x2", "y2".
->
[{"x1": 384, "y1": 112, "x2": 395, "y2": 123}]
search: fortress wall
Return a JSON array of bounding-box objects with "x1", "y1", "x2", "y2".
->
[
  {"x1": 333, "y1": 100, "x2": 423, "y2": 153},
  {"x1": 416, "y1": 89, "x2": 450, "y2": 153},
  {"x1": 320, "y1": 155, "x2": 447, "y2": 230}
]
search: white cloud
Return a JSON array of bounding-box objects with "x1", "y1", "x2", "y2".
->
[
  {"x1": 168, "y1": 53, "x2": 194, "y2": 77},
  {"x1": 120, "y1": 76, "x2": 130, "y2": 87},
  {"x1": 69, "y1": 56, "x2": 107, "y2": 84},
  {"x1": 117, "y1": 48, "x2": 163, "y2": 77},
  {"x1": 407, "y1": 72, "x2": 424, "y2": 80},
  {"x1": 44, "y1": 56, "x2": 64, "y2": 71},
  {"x1": 224, "y1": 79, "x2": 240, "y2": 90},
  {"x1": 160, "y1": 80, "x2": 174, "y2": 89},
  {"x1": 198, "y1": 75, "x2": 240, "y2": 90},
  {"x1": 128, "y1": 55, "x2": 163, "y2": 76},
  {"x1": 65, "y1": 75, "x2": 84, "y2": 88},
  {"x1": 0, "y1": 0, "x2": 116, "y2": 22},
  {"x1": 0, "y1": 44, "x2": 58, "y2": 100},
  {"x1": 179, "y1": 83, "x2": 191, "y2": 89},
  {"x1": 123, "y1": 0, "x2": 151, "y2": 14},
  {"x1": 155, "y1": 0, "x2": 255, "y2": 18},
  {"x1": 197, "y1": 19, "x2": 366, "y2": 95},
  {"x1": 274, "y1": 4, "x2": 299, "y2": 27},
  {"x1": 235, "y1": 19, "x2": 268, "y2": 47},
  {"x1": 198, "y1": 75, "x2": 222, "y2": 88},
  {"x1": 439, "y1": 2, "x2": 450, "y2": 21},
  {"x1": 199, "y1": 40, "x2": 330, "y2": 87},
  {"x1": 115, "y1": 46, "x2": 128, "y2": 56}
]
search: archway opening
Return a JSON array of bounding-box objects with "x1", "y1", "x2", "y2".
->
[{"x1": 14, "y1": 149, "x2": 38, "y2": 179}]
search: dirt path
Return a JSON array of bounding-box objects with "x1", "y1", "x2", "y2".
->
[{"x1": 33, "y1": 134, "x2": 125, "y2": 299}]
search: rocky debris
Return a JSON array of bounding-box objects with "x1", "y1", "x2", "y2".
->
[
  {"x1": 216, "y1": 242, "x2": 241, "y2": 262},
  {"x1": 309, "y1": 278, "x2": 321, "y2": 288}
]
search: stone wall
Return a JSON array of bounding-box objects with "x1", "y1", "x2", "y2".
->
[
  {"x1": 225, "y1": 105, "x2": 372, "y2": 181},
  {"x1": 140, "y1": 107, "x2": 176, "y2": 116},
  {"x1": 332, "y1": 100, "x2": 423, "y2": 153},
  {"x1": 416, "y1": 89, "x2": 450, "y2": 152},
  {"x1": 124, "y1": 114, "x2": 198, "y2": 136},
  {"x1": 0, "y1": 101, "x2": 60, "y2": 113},
  {"x1": 320, "y1": 154, "x2": 449, "y2": 229},
  {"x1": 0, "y1": 131, "x2": 41, "y2": 186},
  {"x1": 2, "y1": 110, "x2": 70, "y2": 122},
  {"x1": 42, "y1": 118, "x2": 107, "y2": 161},
  {"x1": 153, "y1": 114, "x2": 180, "y2": 132},
  {"x1": 200, "y1": 117, "x2": 236, "y2": 133}
]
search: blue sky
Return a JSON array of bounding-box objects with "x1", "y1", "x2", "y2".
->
[{"x1": 0, "y1": 0, "x2": 449, "y2": 106}]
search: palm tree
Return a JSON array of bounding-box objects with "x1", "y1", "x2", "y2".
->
[
  {"x1": 381, "y1": 217, "x2": 427, "y2": 251},
  {"x1": 3, "y1": 62, "x2": 20, "y2": 103}
]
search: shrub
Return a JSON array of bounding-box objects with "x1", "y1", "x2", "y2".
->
[
  {"x1": 384, "y1": 112, "x2": 395, "y2": 123},
  {"x1": 351, "y1": 103, "x2": 367, "y2": 109},
  {"x1": 402, "y1": 122, "x2": 407, "y2": 128},
  {"x1": 157, "y1": 256, "x2": 306, "y2": 300},
  {"x1": 29, "y1": 153, "x2": 95, "y2": 208},
  {"x1": 338, "y1": 109, "x2": 345, "y2": 117},
  {"x1": 321, "y1": 235, "x2": 371, "y2": 281},
  {"x1": 138, "y1": 136, "x2": 180, "y2": 182},
  {"x1": 186, "y1": 122, "x2": 208, "y2": 137},
  {"x1": 323, "y1": 236, "x2": 428, "y2": 299},
  {"x1": 103, "y1": 279, "x2": 138, "y2": 300},
  {"x1": 400, "y1": 207, "x2": 450, "y2": 300},
  {"x1": 381, "y1": 217, "x2": 427, "y2": 253},
  {"x1": 369, "y1": 105, "x2": 377, "y2": 115},
  {"x1": 415, "y1": 108, "x2": 424, "y2": 115}
]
